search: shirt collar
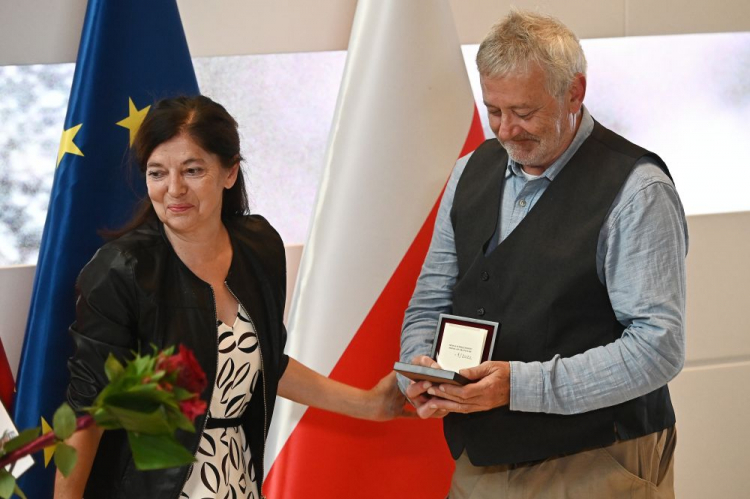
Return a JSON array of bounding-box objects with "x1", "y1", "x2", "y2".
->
[{"x1": 506, "y1": 105, "x2": 594, "y2": 181}]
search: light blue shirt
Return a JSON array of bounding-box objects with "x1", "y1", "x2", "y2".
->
[{"x1": 399, "y1": 108, "x2": 689, "y2": 415}]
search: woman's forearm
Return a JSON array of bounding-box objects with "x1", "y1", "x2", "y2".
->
[
  {"x1": 53, "y1": 424, "x2": 104, "y2": 499},
  {"x1": 278, "y1": 358, "x2": 376, "y2": 419}
]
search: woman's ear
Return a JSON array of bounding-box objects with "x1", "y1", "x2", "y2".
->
[{"x1": 224, "y1": 162, "x2": 240, "y2": 189}]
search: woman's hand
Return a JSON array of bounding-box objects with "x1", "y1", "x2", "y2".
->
[{"x1": 363, "y1": 371, "x2": 415, "y2": 421}]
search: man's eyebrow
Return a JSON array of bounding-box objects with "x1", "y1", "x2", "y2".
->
[{"x1": 482, "y1": 102, "x2": 537, "y2": 110}]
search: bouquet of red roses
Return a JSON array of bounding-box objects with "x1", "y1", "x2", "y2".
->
[{"x1": 0, "y1": 345, "x2": 207, "y2": 499}]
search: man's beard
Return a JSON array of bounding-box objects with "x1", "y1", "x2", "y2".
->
[
  {"x1": 499, "y1": 133, "x2": 546, "y2": 166},
  {"x1": 499, "y1": 107, "x2": 571, "y2": 167}
]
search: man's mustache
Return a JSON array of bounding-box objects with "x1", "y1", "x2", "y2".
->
[{"x1": 500, "y1": 134, "x2": 540, "y2": 144}]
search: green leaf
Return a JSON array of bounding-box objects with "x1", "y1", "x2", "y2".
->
[
  {"x1": 91, "y1": 420, "x2": 121, "y2": 431},
  {"x1": 101, "y1": 390, "x2": 177, "y2": 423},
  {"x1": 127, "y1": 432, "x2": 195, "y2": 470},
  {"x1": 171, "y1": 387, "x2": 193, "y2": 401},
  {"x1": 0, "y1": 428, "x2": 41, "y2": 455},
  {"x1": 104, "y1": 354, "x2": 125, "y2": 381},
  {"x1": 155, "y1": 344, "x2": 174, "y2": 357},
  {"x1": 12, "y1": 484, "x2": 27, "y2": 499},
  {"x1": 104, "y1": 391, "x2": 164, "y2": 413},
  {"x1": 130, "y1": 355, "x2": 153, "y2": 376},
  {"x1": 54, "y1": 442, "x2": 78, "y2": 477},
  {"x1": 124, "y1": 383, "x2": 174, "y2": 402},
  {"x1": 0, "y1": 469, "x2": 14, "y2": 499},
  {"x1": 91, "y1": 408, "x2": 120, "y2": 430},
  {"x1": 53, "y1": 403, "x2": 77, "y2": 440},
  {"x1": 166, "y1": 406, "x2": 195, "y2": 433},
  {"x1": 101, "y1": 405, "x2": 172, "y2": 435}
]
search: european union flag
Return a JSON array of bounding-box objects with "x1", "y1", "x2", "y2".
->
[{"x1": 13, "y1": 0, "x2": 199, "y2": 495}]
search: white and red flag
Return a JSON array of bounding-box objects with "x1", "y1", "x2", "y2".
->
[
  {"x1": 264, "y1": 0, "x2": 485, "y2": 496},
  {"x1": 0, "y1": 340, "x2": 14, "y2": 410}
]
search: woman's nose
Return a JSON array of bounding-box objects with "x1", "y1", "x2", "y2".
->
[{"x1": 167, "y1": 174, "x2": 186, "y2": 196}]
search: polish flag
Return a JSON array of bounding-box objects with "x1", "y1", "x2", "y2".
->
[
  {"x1": 264, "y1": 1, "x2": 485, "y2": 497},
  {"x1": 0, "y1": 340, "x2": 14, "y2": 410}
]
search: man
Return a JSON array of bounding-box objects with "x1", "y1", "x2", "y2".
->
[{"x1": 399, "y1": 10, "x2": 687, "y2": 499}]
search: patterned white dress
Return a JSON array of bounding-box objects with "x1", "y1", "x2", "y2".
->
[{"x1": 180, "y1": 304, "x2": 261, "y2": 499}]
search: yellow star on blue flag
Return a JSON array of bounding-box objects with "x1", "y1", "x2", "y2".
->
[
  {"x1": 41, "y1": 417, "x2": 56, "y2": 467},
  {"x1": 116, "y1": 98, "x2": 151, "y2": 145},
  {"x1": 56, "y1": 124, "x2": 84, "y2": 167}
]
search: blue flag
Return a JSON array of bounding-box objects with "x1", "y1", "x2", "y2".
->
[{"x1": 13, "y1": 0, "x2": 199, "y2": 495}]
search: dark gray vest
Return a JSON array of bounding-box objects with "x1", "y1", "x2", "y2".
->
[{"x1": 446, "y1": 121, "x2": 676, "y2": 465}]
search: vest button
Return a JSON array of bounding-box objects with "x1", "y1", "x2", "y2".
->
[
  {"x1": 481, "y1": 271, "x2": 489, "y2": 281},
  {"x1": 477, "y1": 307, "x2": 485, "y2": 316}
]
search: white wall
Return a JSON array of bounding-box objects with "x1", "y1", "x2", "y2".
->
[
  {"x1": 0, "y1": 266, "x2": 35, "y2": 377},
  {"x1": 2, "y1": 0, "x2": 750, "y2": 65},
  {"x1": 671, "y1": 211, "x2": 750, "y2": 498},
  {"x1": 1, "y1": 1, "x2": 749, "y2": 497}
]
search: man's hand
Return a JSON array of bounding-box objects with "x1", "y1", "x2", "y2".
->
[
  {"x1": 426, "y1": 361, "x2": 511, "y2": 414},
  {"x1": 404, "y1": 355, "x2": 449, "y2": 419}
]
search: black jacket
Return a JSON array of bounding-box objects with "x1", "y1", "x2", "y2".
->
[{"x1": 67, "y1": 215, "x2": 289, "y2": 498}]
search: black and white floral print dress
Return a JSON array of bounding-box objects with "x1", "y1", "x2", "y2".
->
[{"x1": 181, "y1": 304, "x2": 261, "y2": 499}]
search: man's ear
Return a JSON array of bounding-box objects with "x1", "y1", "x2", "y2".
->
[{"x1": 568, "y1": 73, "x2": 587, "y2": 113}]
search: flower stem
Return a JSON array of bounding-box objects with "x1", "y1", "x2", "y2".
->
[{"x1": 0, "y1": 414, "x2": 95, "y2": 469}]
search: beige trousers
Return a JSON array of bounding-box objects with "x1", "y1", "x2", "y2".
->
[{"x1": 449, "y1": 427, "x2": 676, "y2": 499}]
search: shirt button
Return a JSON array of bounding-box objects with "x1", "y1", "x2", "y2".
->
[
  {"x1": 481, "y1": 271, "x2": 489, "y2": 281},
  {"x1": 477, "y1": 307, "x2": 485, "y2": 316},
  {"x1": 519, "y1": 199, "x2": 527, "y2": 207}
]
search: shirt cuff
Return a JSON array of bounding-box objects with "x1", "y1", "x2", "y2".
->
[
  {"x1": 397, "y1": 373, "x2": 412, "y2": 395},
  {"x1": 509, "y1": 360, "x2": 545, "y2": 413}
]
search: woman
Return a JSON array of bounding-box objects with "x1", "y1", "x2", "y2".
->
[{"x1": 55, "y1": 96, "x2": 406, "y2": 499}]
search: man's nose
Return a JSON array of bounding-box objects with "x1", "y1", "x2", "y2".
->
[{"x1": 496, "y1": 114, "x2": 519, "y2": 142}]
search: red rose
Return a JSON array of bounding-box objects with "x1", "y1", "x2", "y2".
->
[
  {"x1": 179, "y1": 396, "x2": 207, "y2": 423},
  {"x1": 175, "y1": 346, "x2": 208, "y2": 394},
  {"x1": 156, "y1": 351, "x2": 180, "y2": 376},
  {"x1": 156, "y1": 345, "x2": 208, "y2": 394}
]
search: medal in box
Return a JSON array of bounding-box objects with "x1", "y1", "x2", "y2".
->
[{"x1": 395, "y1": 314, "x2": 499, "y2": 385}]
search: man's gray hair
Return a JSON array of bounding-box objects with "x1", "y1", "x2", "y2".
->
[{"x1": 476, "y1": 9, "x2": 587, "y2": 97}]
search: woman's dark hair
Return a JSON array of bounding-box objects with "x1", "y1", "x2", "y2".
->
[{"x1": 109, "y1": 95, "x2": 248, "y2": 238}]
